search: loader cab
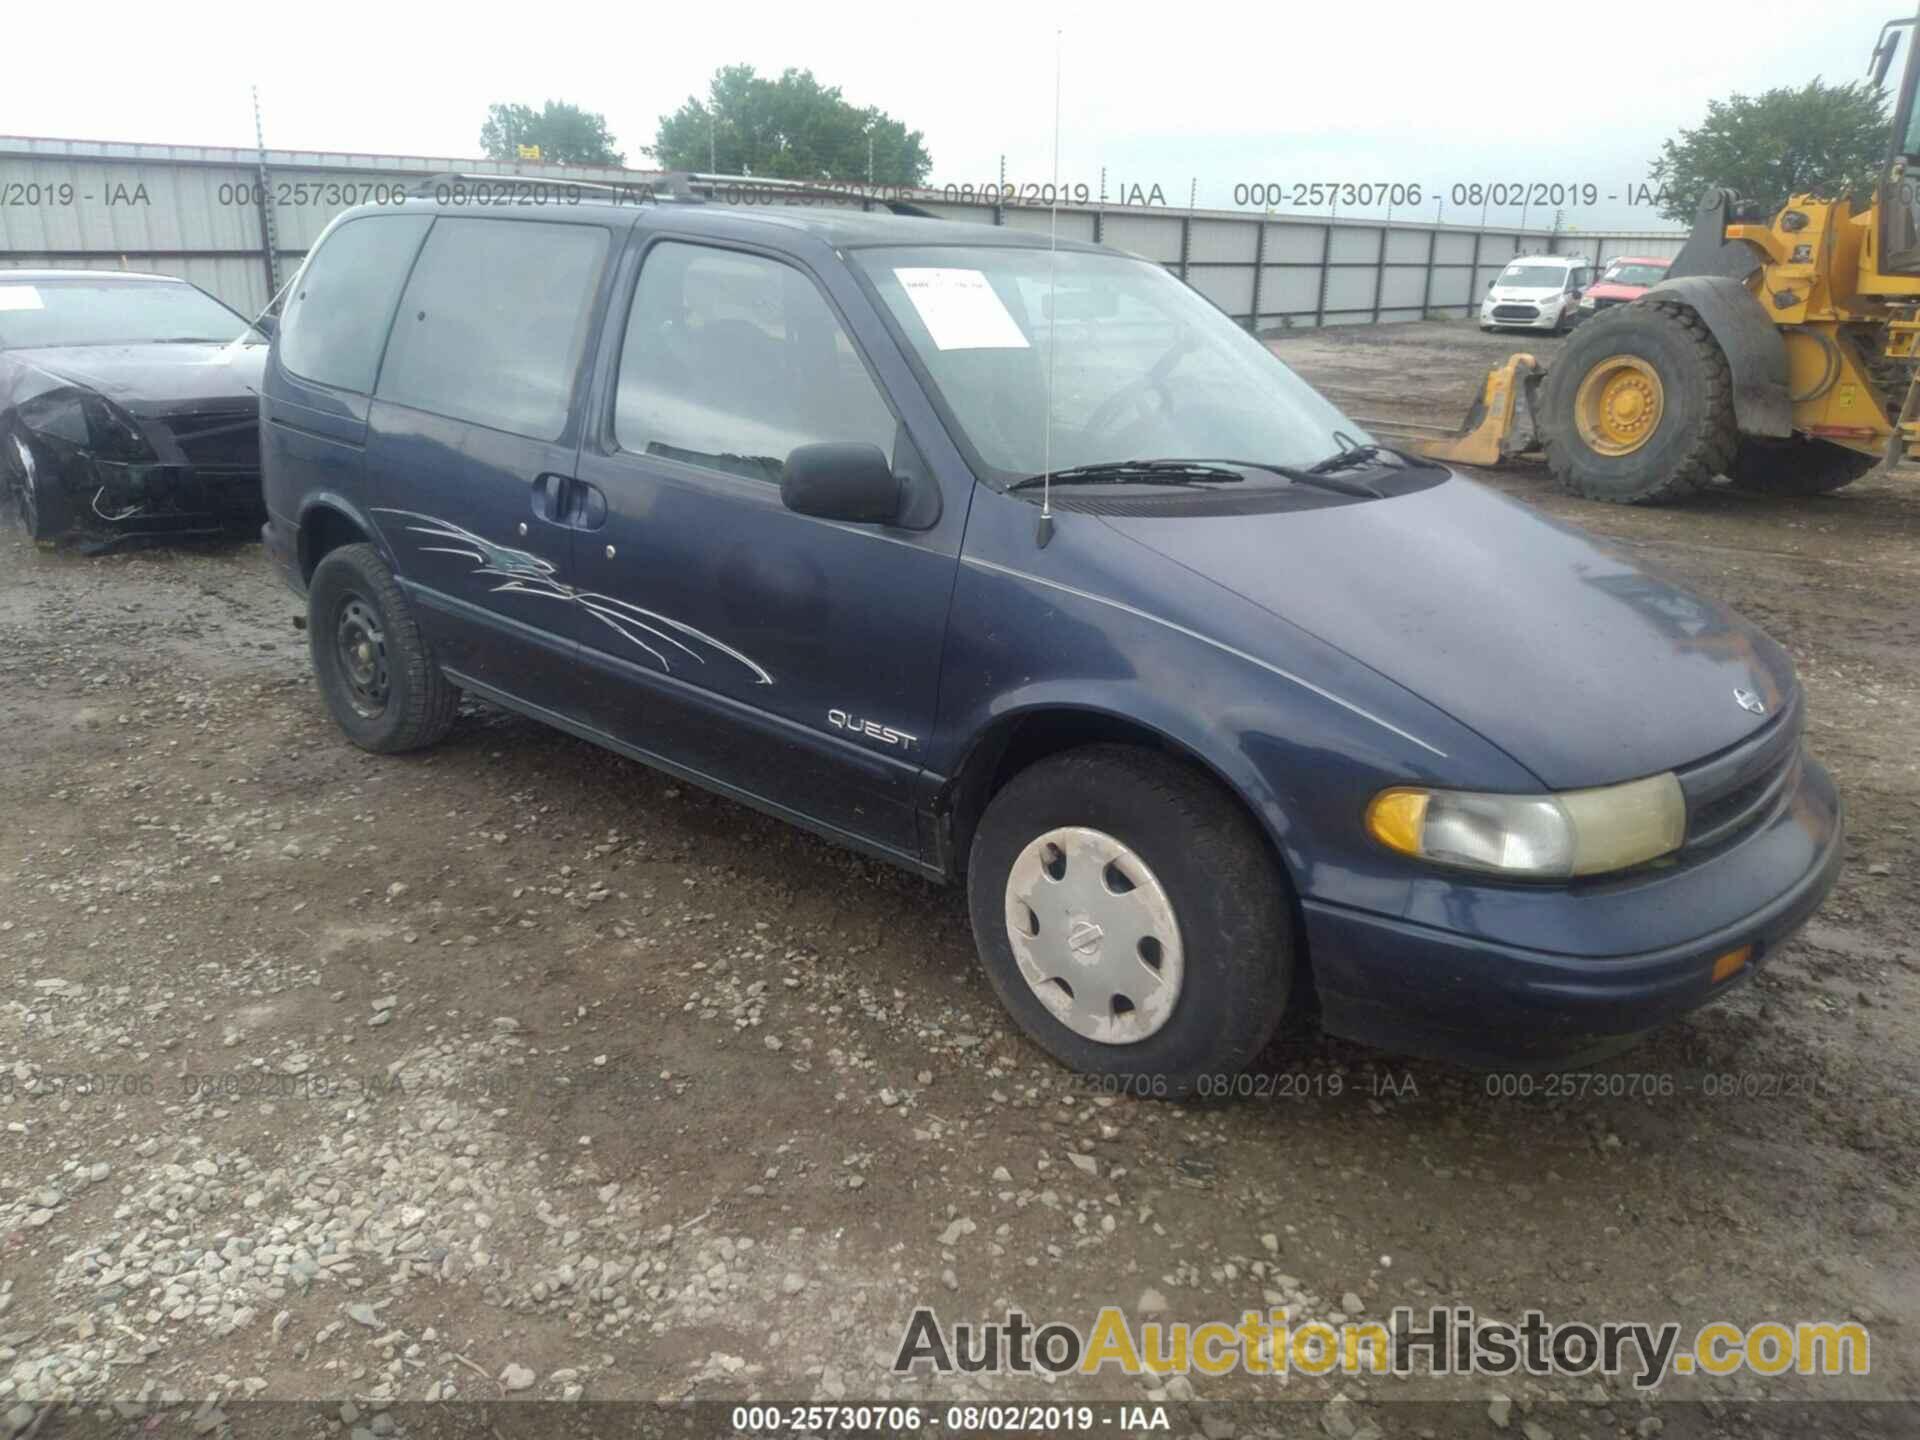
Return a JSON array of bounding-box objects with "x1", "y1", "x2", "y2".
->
[{"x1": 1871, "y1": 9, "x2": 1920, "y2": 272}]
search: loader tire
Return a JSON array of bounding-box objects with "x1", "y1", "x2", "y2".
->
[
  {"x1": 1726, "y1": 437, "x2": 1878, "y2": 497},
  {"x1": 1542, "y1": 301, "x2": 1738, "y2": 504}
]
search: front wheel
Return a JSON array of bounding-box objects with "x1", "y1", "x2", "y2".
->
[
  {"x1": 1726, "y1": 437, "x2": 1878, "y2": 496},
  {"x1": 966, "y1": 745, "x2": 1294, "y2": 1096},
  {"x1": 3, "y1": 427, "x2": 71, "y2": 543},
  {"x1": 1542, "y1": 300, "x2": 1738, "y2": 503},
  {"x1": 308, "y1": 543, "x2": 460, "y2": 753}
]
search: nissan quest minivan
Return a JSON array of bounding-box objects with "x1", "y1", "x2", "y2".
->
[{"x1": 260, "y1": 192, "x2": 1841, "y2": 1093}]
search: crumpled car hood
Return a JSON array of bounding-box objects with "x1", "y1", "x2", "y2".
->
[
  {"x1": 1102, "y1": 475, "x2": 1796, "y2": 789},
  {"x1": 6, "y1": 343, "x2": 265, "y2": 416}
]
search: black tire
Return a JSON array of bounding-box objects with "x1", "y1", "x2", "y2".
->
[
  {"x1": 1542, "y1": 300, "x2": 1737, "y2": 503},
  {"x1": 308, "y1": 543, "x2": 459, "y2": 753},
  {"x1": 966, "y1": 745, "x2": 1294, "y2": 1096},
  {"x1": 2, "y1": 426, "x2": 72, "y2": 543},
  {"x1": 1726, "y1": 436, "x2": 1878, "y2": 496}
]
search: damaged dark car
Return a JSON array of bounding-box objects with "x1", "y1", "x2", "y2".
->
[{"x1": 1, "y1": 270, "x2": 268, "y2": 548}]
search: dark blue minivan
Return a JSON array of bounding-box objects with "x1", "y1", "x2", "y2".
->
[{"x1": 260, "y1": 190, "x2": 1842, "y2": 1092}]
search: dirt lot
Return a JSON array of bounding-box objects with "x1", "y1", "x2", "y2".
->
[{"x1": 0, "y1": 318, "x2": 1915, "y2": 1437}]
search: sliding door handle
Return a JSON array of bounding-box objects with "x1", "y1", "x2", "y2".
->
[{"x1": 570, "y1": 480, "x2": 608, "y2": 531}]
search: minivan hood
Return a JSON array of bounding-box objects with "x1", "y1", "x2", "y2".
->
[
  {"x1": 1489, "y1": 286, "x2": 1563, "y2": 302},
  {"x1": 1103, "y1": 477, "x2": 1794, "y2": 789},
  {"x1": 8, "y1": 343, "x2": 265, "y2": 416}
]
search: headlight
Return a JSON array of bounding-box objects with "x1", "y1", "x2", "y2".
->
[
  {"x1": 21, "y1": 391, "x2": 154, "y2": 462},
  {"x1": 1366, "y1": 773, "x2": 1685, "y2": 878},
  {"x1": 1579, "y1": 295, "x2": 1597, "y2": 308}
]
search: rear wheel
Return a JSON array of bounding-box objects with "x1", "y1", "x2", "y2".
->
[
  {"x1": 309, "y1": 543, "x2": 460, "y2": 753},
  {"x1": 1543, "y1": 301, "x2": 1737, "y2": 503},
  {"x1": 3, "y1": 427, "x2": 71, "y2": 543},
  {"x1": 1726, "y1": 436, "x2": 1878, "y2": 496},
  {"x1": 966, "y1": 745, "x2": 1294, "y2": 1096}
]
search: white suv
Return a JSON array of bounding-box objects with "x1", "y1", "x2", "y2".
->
[{"x1": 1479, "y1": 255, "x2": 1588, "y2": 333}]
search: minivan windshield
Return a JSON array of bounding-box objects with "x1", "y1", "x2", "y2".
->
[
  {"x1": 0, "y1": 278, "x2": 261, "y2": 350},
  {"x1": 1495, "y1": 263, "x2": 1569, "y2": 290},
  {"x1": 853, "y1": 246, "x2": 1365, "y2": 483}
]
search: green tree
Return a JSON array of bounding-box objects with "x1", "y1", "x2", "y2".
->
[
  {"x1": 650, "y1": 66, "x2": 931, "y2": 184},
  {"x1": 479, "y1": 101, "x2": 624, "y2": 166},
  {"x1": 1648, "y1": 78, "x2": 1889, "y2": 224}
]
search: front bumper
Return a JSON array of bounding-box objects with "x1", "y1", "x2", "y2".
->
[
  {"x1": 1306, "y1": 751, "x2": 1843, "y2": 1067},
  {"x1": 1481, "y1": 301, "x2": 1564, "y2": 330},
  {"x1": 31, "y1": 440, "x2": 263, "y2": 545}
]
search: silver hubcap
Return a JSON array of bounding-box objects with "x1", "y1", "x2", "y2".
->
[{"x1": 1004, "y1": 826, "x2": 1183, "y2": 1044}]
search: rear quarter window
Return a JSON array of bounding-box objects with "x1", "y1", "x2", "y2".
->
[
  {"x1": 278, "y1": 214, "x2": 432, "y2": 393},
  {"x1": 376, "y1": 217, "x2": 610, "y2": 442}
]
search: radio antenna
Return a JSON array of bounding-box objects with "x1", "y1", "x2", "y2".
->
[{"x1": 1036, "y1": 26, "x2": 1063, "y2": 549}]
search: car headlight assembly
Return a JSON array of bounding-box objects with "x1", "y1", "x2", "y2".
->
[
  {"x1": 21, "y1": 391, "x2": 154, "y2": 463},
  {"x1": 1366, "y1": 773, "x2": 1685, "y2": 879}
]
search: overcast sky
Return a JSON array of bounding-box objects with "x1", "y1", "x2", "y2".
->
[{"x1": 3, "y1": 0, "x2": 1901, "y2": 230}]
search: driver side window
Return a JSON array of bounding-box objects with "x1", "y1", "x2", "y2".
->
[{"x1": 614, "y1": 242, "x2": 897, "y2": 484}]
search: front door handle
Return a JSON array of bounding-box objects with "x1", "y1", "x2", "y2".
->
[{"x1": 531, "y1": 473, "x2": 572, "y2": 524}]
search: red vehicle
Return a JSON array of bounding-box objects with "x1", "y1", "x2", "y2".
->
[{"x1": 1574, "y1": 255, "x2": 1672, "y2": 320}]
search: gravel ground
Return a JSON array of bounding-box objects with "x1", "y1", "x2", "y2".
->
[{"x1": 0, "y1": 319, "x2": 1915, "y2": 1438}]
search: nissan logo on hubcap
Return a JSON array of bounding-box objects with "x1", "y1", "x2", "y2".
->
[{"x1": 1067, "y1": 918, "x2": 1105, "y2": 960}]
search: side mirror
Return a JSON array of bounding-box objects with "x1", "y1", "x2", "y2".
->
[{"x1": 781, "y1": 442, "x2": 899, "y2": 524}]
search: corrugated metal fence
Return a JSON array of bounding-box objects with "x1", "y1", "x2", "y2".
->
[{"x1": 1, "y1": 135, "x2": 1685, "y2": 329}]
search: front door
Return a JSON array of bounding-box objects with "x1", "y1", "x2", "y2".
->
[
  {"x1": 1877, "y1": 11, "x2": 1920, "y2": 273},
  {"x1": 365, "y1": 215, "x2": 614, "y2": 702},
  {"x1": 566, "y1": 236, "x2": 963, "y2": 861}
]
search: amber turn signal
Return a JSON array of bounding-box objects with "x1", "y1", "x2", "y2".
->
[{"x1": 1710, "y1": 945, "x2": 1753, "y2": 984}]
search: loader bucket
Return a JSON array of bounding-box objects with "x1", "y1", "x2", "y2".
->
[{"x1": 1354, "y1": 354, "x2": 1549, "y2": 468}]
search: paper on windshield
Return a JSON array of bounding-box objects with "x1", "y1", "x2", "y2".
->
[
  {"x1": 0, "y1": 286, "x2": 44, "y2": 312},
  {"x1": 893, "y1": 268, "x2": 1030, "y2": 351}
]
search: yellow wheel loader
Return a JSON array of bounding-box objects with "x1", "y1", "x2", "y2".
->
[{"x1": 1381, "y1": 8, "x2": 1920, "y2": 503}]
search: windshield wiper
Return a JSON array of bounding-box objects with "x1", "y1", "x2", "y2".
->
[
  {"x1": 1169, "y1": 455, "x2": 1383, "y2": 498},
  {"x1": 1303, "y1": 442, "x2": 1446, "y2": 476},
  {"x1": 1007, "y1": 460, "x2": 1246, "y2": 492}
]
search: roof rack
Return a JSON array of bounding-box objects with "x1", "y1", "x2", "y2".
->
[
  {"x1": 400, "y1": 170, "x2": 943, "y2": 219},
  {"x1": 668, "y1": 172, "x2": 941, "y2": 218},
  {"x1": 406, "y1": 172, "x2": 692, "y2": 204}
]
